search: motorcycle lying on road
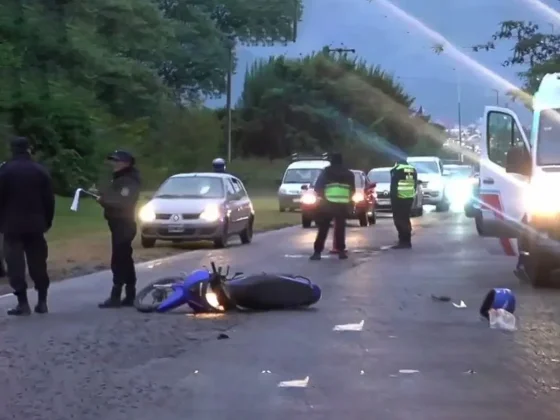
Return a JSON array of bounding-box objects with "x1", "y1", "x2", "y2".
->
[{"x1": 134, "y1": 262, "x2": 322, "y2": 313}]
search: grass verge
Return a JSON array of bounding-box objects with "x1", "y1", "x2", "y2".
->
[{"x1": 44, "y1": 194, "x2": 299, "y2": 281}]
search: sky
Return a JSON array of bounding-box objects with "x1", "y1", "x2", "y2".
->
[{"x1": 206, "y1": 0, "x2": 560, "y2": 126}]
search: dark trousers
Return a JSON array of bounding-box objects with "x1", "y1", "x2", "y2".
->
[
  {"x1": 108, "y1": 219, "x2": 137, "y2": 289},
  {"x1": 314, "y1": 204, "x2": 347, "y2": 253},
  {"x1": 4, "y1": 233, "x2": 49, "y2": 297},
  {"x1": 392, "y1": 198, "x2": 413, "y2": 244}
]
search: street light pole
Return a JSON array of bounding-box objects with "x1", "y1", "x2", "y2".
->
[
  {"x1": 225, "y1": 36, "x2": 235, "y2": 163},
  {"x1": 454, "y1": 68, "x2": 463, "y2": 162},
  {"x1": 492, "y1": 89, "x2": 499, "y2": 105}
]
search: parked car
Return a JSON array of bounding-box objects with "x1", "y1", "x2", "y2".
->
[
  {"x1": 300, "y1": 169, "x2": 376, "y2": 228},
  {"x1": 407, "y1": 156, "x2": 449, "y2": 212},
  {"x1": 138, "y1": 173, "x2": 254, "y2": 249},
  {"x1": 366, "y1": 167, "x2": 424, "y2": 216}
]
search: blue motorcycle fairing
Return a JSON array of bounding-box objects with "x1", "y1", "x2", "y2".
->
[{"x1": 156, "y1": 269, "x2": 211, "y2": 313}]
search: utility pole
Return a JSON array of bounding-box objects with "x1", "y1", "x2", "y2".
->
[
  {"x1": 454, "y1": 68, "x2": 463, "y2": 162},
  {"x1": 225, "y1": 35, "x2": 235, "y2": 163},
  {"x1": 492, "y1": 89, "x2": 499, "y2": 105}
]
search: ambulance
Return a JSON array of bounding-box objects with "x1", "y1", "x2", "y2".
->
[{"x1": 478, "y1": 73, "x2": 560, "y2": 287}]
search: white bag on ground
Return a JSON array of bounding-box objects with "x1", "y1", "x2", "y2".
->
[{"x1": 488, "y1": 308, "x2": 517, "y2": 331}]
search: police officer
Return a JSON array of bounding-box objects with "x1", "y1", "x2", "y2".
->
[
  {"x1": 212, "y1": 157, "x2": 226, "y2": 173},
  {"x1": 0, "y1": 137, "x2": 55, "y2": 315},
  {"x1": 97, "y1": 150, "x2": 141, "y2": 308},
  {"x1": 390, "y1": 159, "x2": 418, "y2": 249},
  {"x1": 310, "y1": 153, "x2": 355, "y2": 260}
]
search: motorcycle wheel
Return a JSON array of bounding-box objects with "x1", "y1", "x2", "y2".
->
[{"x1": 134, "y1": 277, "x2": 183, "y2": 313}]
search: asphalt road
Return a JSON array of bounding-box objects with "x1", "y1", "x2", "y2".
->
[{"x1": 3, "y1": 208, "x2": 560, "y2": 420}]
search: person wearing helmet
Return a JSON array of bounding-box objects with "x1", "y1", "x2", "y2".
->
[
  {"x1": 390, "y1": 158, "x2": 418, "y2": 249},
  {"x1": 212, "y1": 158, "x2": 226, "y2": 173}
]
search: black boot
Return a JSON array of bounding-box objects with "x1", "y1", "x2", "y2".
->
[
  {"x1": 121, "y1": 285, "x2": 136, "y2": 307},
  {"x1": 98, "y1": 286, "x2": 122, "y2": 308},
  {"x1": 0, "y1": 263, "x2": 5, "y2": 278},
  {"x1": 7, "y1": 292, "x2": 31, "y2": 316},
  {"x1": 309, "y1": 252, "x2": 321, "y2": 261},
  {"x1": 35, "y1": 289, "x2": 48, "y2": 314},
  {"x1": 392, "y1": 242, "x2": 412, "y2": 249},
  {"x1": 338, "y1": 250, "x2": 348, "y2": 260}
]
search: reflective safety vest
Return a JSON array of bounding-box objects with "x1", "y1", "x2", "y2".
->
[
  {"x1": 324, "y1": 182, "x2": 352, "y2": 203},
  {"x1": 393, "y1": 163, "x2": 416, "y2": 199}
]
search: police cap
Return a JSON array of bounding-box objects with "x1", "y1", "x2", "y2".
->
[
  {"x1": 107, "y1": 150, "x2": 135, "y2": 165},
  {"x1": 330, "y1": 152, "x2": 343, "y2": 165},
  {"x1": 10, "y1": 136, "x2": 30, "y2": 153}
]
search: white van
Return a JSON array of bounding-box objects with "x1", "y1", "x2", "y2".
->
[
  {"x1": 478, "y1": 72, "x2": 560, "y2": 287},
  {"x1": 407, "y1": 156, "x2": 450, "y2": 212},
  {"x1": 277, "y1": 157, "x2": 330, "y2": 212}
]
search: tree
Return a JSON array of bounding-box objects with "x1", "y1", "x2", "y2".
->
[
  {"x1": 473, "y1": 20, "x2": 560, "y2": 106},
  {"x1": 236, "y1": 50, "x2": 440, "y2": 167}
]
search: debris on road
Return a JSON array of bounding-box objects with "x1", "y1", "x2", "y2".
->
[
  {"x1": 217, "y1": 333, "x2": 229, "y2": 340},
  {"x1": 333, "y1": 320, "x2": 364, "y2": 331},
  {"x1": 452, "y1": 300, "x2": 467, "y2": 308},
  {"x1": 398, "y1": 369, "x2": 420, "y2": 374},
  {"x1": 431, "y1": 294, "x2": 451, "y2": 302},
  {"x1": 489, "y1": 309, "x2": 517, "y2": 331},
  {"x1": 278, "y1": 376, "x2": 310, "y2": 388}
]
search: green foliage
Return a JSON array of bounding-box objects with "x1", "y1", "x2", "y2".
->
[
  {"x1": 0, "y1": 0, "x2": 305, "y2": 193},
  {"x1": 235, "y1": 50, "x2": 443, "y2": 168},
  {"x1": 474, "y1": 19, "x2": 560, "y2": 104}
]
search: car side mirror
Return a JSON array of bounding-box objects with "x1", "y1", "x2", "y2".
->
[
  {"x1": 301, "y1": 185, "x2": 308, "y2": 191},
  {"x1": 506, "y1": 146, "x2": 532, "y2": 176},
  {"x1": 275, "y1": 179, "x2": 282, "y2": 187}
]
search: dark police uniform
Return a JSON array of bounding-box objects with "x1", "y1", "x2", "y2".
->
[
  {"x1": 390, "y1": 160, "x2": 418, "y2": 249},
  {"x1": 98, "y1": 151, "x2": 141, "y2": 308},
  {"x1": 310, "y1": 153, "x2": 355, "y2": 260},
  {"x1": 0, "y1": 137, "x2": 55, "y2": 315}
]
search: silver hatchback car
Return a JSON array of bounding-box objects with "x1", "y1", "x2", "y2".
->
[{"x1": 138, "y1": 173, "x2": 255, "y2": 249}]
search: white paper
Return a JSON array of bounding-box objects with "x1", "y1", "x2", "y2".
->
[
  {"x1": 333, "y1": 320, "x2": 364, "y2": 331},
  {"x1": 70, "y1": 188, "x2": 83, "y2": 211},
  {"x1": 452, "y1": 300, "x2": 467, "y2": 308},
  {"x1": 398, "y1": 369, "x2": 420, "y2": 374},
  {"x1": 278, "y1": 376, "x2": 309, "y2": 388}
]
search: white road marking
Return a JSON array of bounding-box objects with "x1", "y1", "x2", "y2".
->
[{"x1": 333, "y1": 320, "x2": 364, "y2": 331}]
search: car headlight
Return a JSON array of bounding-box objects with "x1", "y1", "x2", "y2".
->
[
  {"x1": 279, "y1": 187, "x2": 287, "y2": 194},
  {"x1": 301, "y1": 193, "x2": 317, "y2": 205},
  {"x1": 352, "y1": 192, "x2": 364, "y2": 203},
  {"x1": 199, "y1": 204, "x2": 221, "y2": 222},
  {"x1": 526, "y1": 176, "x2": 560, "y2": 215},
  {"x1": 138, "y1": 204, "x2": 155, "y2": 222}
]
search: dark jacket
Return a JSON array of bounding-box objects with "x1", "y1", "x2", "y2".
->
[
  {"x1": 99, "y1": 166, "x2": 141, "y2": 221},
  {"x1": 0, "y1": 154, "x2": 55, "y2": 234},
  {"x1": 390, "y1": 162, "x2": 418, "y2": 201},
  {"x1": 314, "y1": 164, "x2": 356, "y2": 203}
]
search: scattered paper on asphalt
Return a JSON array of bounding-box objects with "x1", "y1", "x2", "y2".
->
[
  {"x1": 398, "y1": 369, "x2": 420, "y2": 374},
  {"x1": 70, "y1": 188, "x2": 83, "y2": 211},
  {"x1": 261, "y1": 370, "x2": 271, "y2": 374},
  {"x1": 278, "y1": 376, "x2": 309, "y2": 388},
  {"x1": 333, "y1": 320, "x2": 364, "y2": 331},
  {"x1": 452, "y1": 300, "x2": 467, "y2": 308}
]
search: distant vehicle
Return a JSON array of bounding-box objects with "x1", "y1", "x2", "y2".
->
[
  {"x1": 277, "y1": 153, "x2": 330, "y2": 212},
  {"x1": 443, "y1": 164, "x2": 477, "y2": 206},
  {"x1": 407, "y1": 156, "x2": 450, "y2": 212},
  {"x1": 367, "y1": 167, "x2": 424, "y2": 217},
  {"x1": 138, "y1": 173, "x2": 254, "y2": 249},
  {"x1": 300, "y1": 169, "x2": 376, "y2": 228}
]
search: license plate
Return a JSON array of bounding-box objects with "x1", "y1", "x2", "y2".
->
[
  {"x1": 293, "y1": 198, "x2": 301, "y2": 203},
  {"x1": 378, "y1": 199, "x2": 390, "y2": 205},
  {"x1": 168, "y1": 226, "x2": 184, "y2": 233}
]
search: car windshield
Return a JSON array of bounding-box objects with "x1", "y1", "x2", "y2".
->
[
  {"x1": 444, "y1": 166, "x2": 472, "y2": 178},
  {"x1": 367, "y1": 170, "x2": 391, "y2": 183},
  {"x1": 283, "y1": 168, "x2": 323, "y2": 184},
  {"x1": 409, "y1": 161, "x2": 439, "y2": 174},
  {"x1": 154, "y1": 176, "x2": 224, "y2": 198},
  {"x1": 537, "y1": 108, "x2": 560, "y2": 165}
]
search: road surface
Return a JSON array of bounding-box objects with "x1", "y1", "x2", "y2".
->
[{"x1": 2, "y1": 209, "x2": 560, "y2": 420}]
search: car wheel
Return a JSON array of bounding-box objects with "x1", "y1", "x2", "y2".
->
[
  {"x1": 368, "y1": 213, "x2": 376, "y2": 225},
  {"x1": 526, "y1": 249, "x2": 554, "y2": 288},
  {"x1": 436, "y1": 201, "x2": 450, "y2": 212},
  {"x1": 240, "y1": 217, "x2": 254, "y2": 244},
  {"x1": 213, "y1": 221, "x2": 229, "y2": 249},
  {"x1": 302, "y1": 215, "x2": 312, "y2": 228},
  {"x1": 475, "y1": 212, "x2": 483, "y2": 236},
  {"x1": 141, "y1": 236, "x2": 156, "y2": 248},
  {"x1": 358, "y1": 213, "x2": 368, "y2": 227}
]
